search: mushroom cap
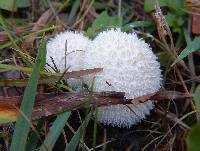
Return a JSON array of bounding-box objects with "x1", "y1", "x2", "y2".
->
[
  {"x1": 84, "y1": 29, "x2": 162, "y2": 127},
  {"x1": 46, "y1": 31, "x2": 90, "y2": 88}
]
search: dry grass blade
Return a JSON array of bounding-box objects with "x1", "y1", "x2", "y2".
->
[
  {"x1": 151, "y1": 1, "x2": 190, "y2": 72},
  {"x1": 152, "y1": 1, "x2": 174, "y2": 50},
  {"x1": 156, "y1": 109, "x2": 191, "y2": 130},
  {"x1": 156, "y1": 110, "x2": 196, "y2": 148},
  {"x1": 0, "y1": 68, "x2": 103, "y2": 87}
]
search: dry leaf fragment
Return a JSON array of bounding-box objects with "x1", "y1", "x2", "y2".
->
[
  {"x1": 0, "y1": 90, "x2": 191, "y2": 124},
  {"x1": 192, "y1": 13, "x2": 200, "y2": 34}
]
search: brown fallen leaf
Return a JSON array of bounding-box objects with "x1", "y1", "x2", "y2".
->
[
  {"x1": 25, "y1": 3, "x2": 62, "y2": 45},
  {"x1": 0, "y1": 26, "x2": 32, "y2": 43},
  {"x1": 0, "y1": 90, "x2": 192, "y2": 124},
  {"x1": 0, "y1": 91, "x2": 126, "y2": 123},
  {"x1": 32, "y1": 3, "x2": 61, "y2": 32}
]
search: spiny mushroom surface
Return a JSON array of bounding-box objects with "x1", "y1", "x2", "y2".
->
[
  {"x1": 84, "y1": 29, "x2": 162, "y2": 127},
  {"x1": 46, "y1": 31, "x2": 90, "y2": 88}
]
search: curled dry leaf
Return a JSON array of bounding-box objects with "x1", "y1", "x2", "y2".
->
[{"x1": 151, "y1": 2, "x2": 174, "y2": 49}]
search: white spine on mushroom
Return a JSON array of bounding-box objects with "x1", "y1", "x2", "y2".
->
[
  {"x1": 84, "y1": 29, "x2": 162, "y2": 128},
  {"x1": 46, "y1": 31, "x2": 90, "y2": 88}
]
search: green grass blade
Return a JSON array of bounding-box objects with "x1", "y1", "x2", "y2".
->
[
  {"x1": 0, "y1": 63, "x2": 61, "y2": 77},
  {"x1": 39, "y1": 112, "x2": 71, "y2": 151},
  {"x1": 93, "y1": 1, "x2": 116, "y2": 10},
  {"x1": 0, "y1": 63, "x2": 102, "y2": 79},
  {"x1": 15, "y1": 49, "x2": 34, "y2": 67},
  {"x1": 0, "y1": 15, "x2": 34, "y2": 67},
  {"x1": 194, "y1": 85, "x2": 200, "y2": 121},
  {"x1": 0, "y1": 26, "x2": 57, "y2": 50},
  {"x1": 0, "y1": 0, "x2": 30, "y2": 11},
  {"x1": 26, "y1": 119, "x2": 45, "y2": 151},
  {"x1": 122, "y1": 21, "x2": 153, "y2": 32},
  {"x1": 68, "y1": 0, "x2": 80, "y2": 22},
  {"x1": 86, "y1": 11, "x2": 122, "y2": 38},
  {"x1": 172, "y1": 36, "x2": 200, "y2": 65},
  {"x1": 0, "y1": 0, "x2": 17, "y2": 11},
  {"x1": 39, "y1": 37, "x2": 47, "y2": 71},
  {"x1": 10, "y1": 50, "x2": 42, "y2": 151},
  {"x1": 183, "y1": 28, "x2": 191, "y2": 45},
  {"x1": 0, "y1": 14, "x2": 19, "y2": 49},
  {"x1": 186, "y1": 122, "x2": 200, "y2": 151},
  {"x1": 194, "y1": 85, "x2": 200, "y2": 113},
  {"x1": 16, "y1": 0, "x2": 30, "y2": 8},
  {"x1": 65, "y1": 113, "x2": 91, "y2": 151},
  {"x1": 0, "y1": 77, "x2": 71, "y2": 87},
  {"x1": 0, "y1": 63, "x2": 34, "y2": 73},
  {"x1": 92, "y1": 108, "x2": 98, "y2": 151}
]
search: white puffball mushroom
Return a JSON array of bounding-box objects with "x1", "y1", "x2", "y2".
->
[
  {"x1": 46, "y1": 31, "x2": 90, "y2": 88},
  {"x1": 84, "y1": 29, "x2": 162, "y2": 128}
]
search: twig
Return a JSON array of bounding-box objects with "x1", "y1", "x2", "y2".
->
[
  {"x1": 118, "y1": 0, "x2": 122, "y2": 18},
  {"x1": 71, "y1": 0, "x2": 95, "y2": 28},
  {"x1": 156, "y1": 109, "x2": 191, "y2": 130},
  {"x1": 156, "y1": 110, "x2": 196, "y2": 148}
]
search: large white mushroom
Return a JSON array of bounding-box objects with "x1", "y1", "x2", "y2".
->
[
  {"x1": 84, "y1": 28, "x2": 162, "y2": 128},
  {"x1": 46, "y1": 31, "x2": 90, "y2": 88},
  {"x1": 46, "y1": 29, "x2": 162, "y2": 128}
]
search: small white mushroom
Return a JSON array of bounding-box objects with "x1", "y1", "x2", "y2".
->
[
  {"x1": 84, "y1": 29, "x2": 162, "y2": 128},
  {"x1": 46, "y1": 31, "x2": 90, "y2": 88}
]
